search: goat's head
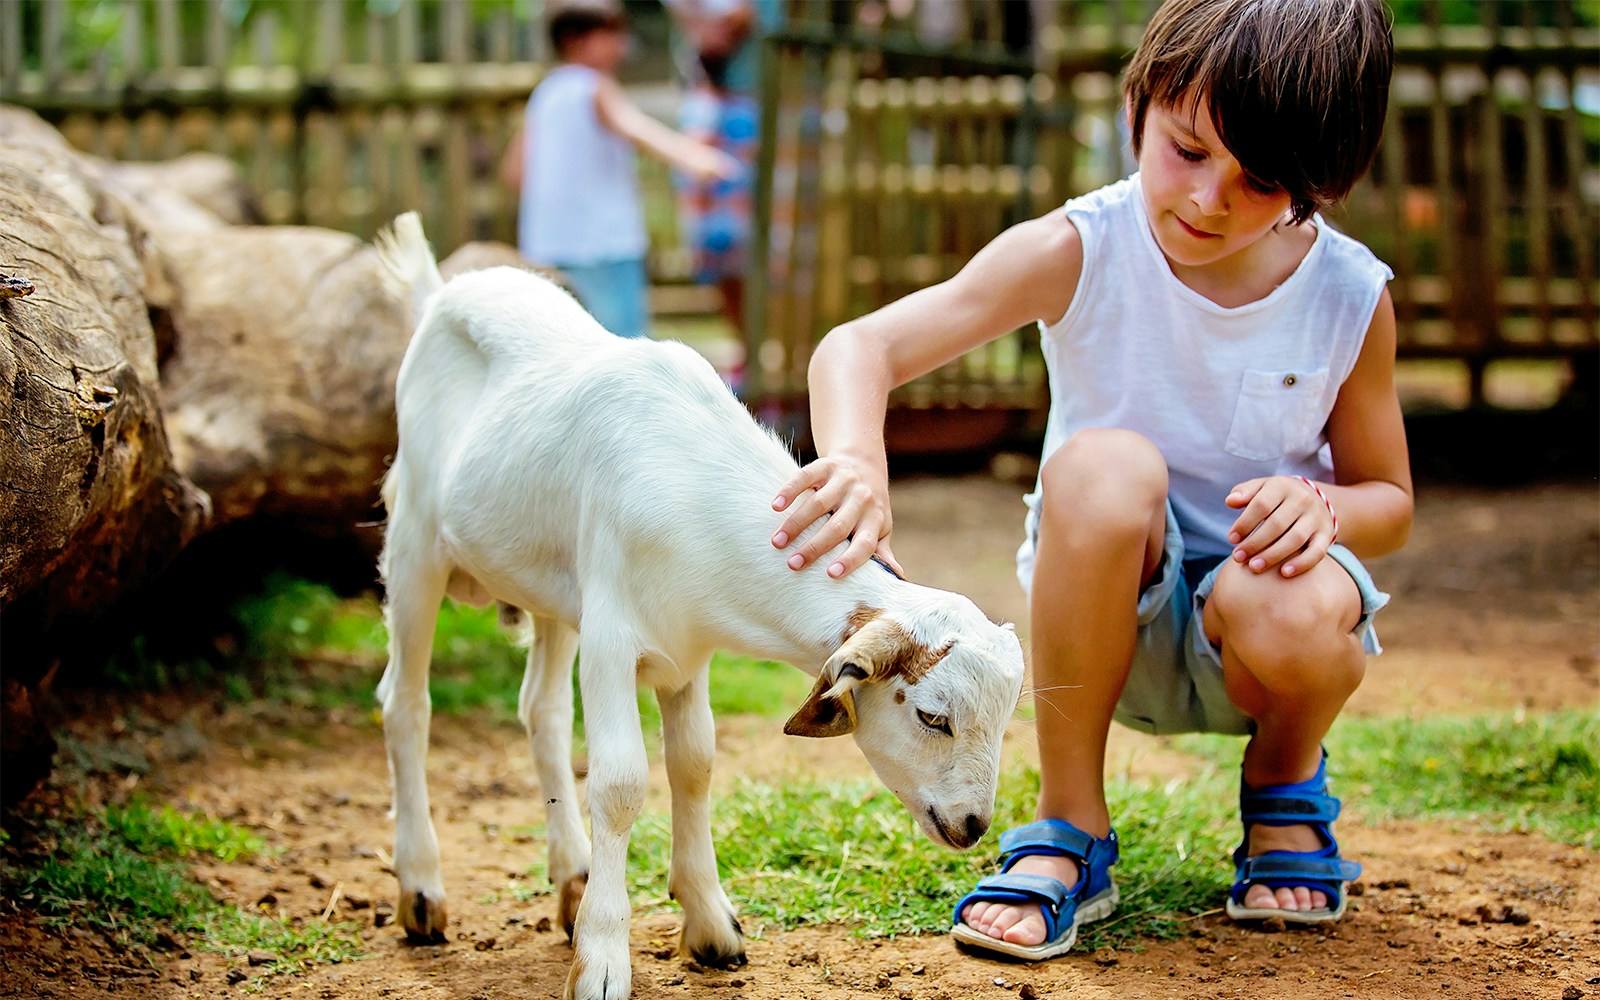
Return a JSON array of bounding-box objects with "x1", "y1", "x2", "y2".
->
[{"x1": 783, "y1": 597, "x2": 1025, "y2": 849}]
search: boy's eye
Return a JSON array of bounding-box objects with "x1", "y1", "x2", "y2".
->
[
  {"x1": 916, "y1": 709, "x2": 953, "y2": 736},
  {"x1": 1171, "y1": 140, "x2": 1204, "y2": 163}
]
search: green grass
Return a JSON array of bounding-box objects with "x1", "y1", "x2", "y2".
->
[
  {"x1": 214, "y1": 573, "x2": 812, "y2": 734},
  {"x1": 2, "y1": 800, "x2": 362, "y2": 977},
  {"x1": 101, "y1": 799, "x2": 266, "y2": 862},
  {"x1": 1336, "y1": 709, "x2": 1599, "y2": 846},
  {"x1": 1177, "y1": 708, "x2": 1600, "y2": 849},
  {"x1": 604, "y1": 708, "x2": 1598, "y2": 945},
  {"x1": 612, "y1": 758, "x2": 1235, "y2": 947}
]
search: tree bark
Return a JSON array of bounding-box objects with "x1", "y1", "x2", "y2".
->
[
  {"x1": 0, "y1": 104, "x2": 536, "y2": 804},
  {"x1": 0, "y1": 148, "x2": 211, "y2": 804}
]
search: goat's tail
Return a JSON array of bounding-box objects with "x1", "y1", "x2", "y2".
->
[{"x1": 374, "y1": 211, "x2": 444, "y2": 317}]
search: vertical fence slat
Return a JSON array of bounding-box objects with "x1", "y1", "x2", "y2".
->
[
  {"x1": 40, "y1": 0, "x2": 64, "y2": 92},
  {"x1": 206, "y1": 0, "x2": 229, "y2": 80},
  {"x1": 1379, "y1": 83, "x2": 1415, "y2": 345},
  {"x1": 0, "y1": 0, "x2": 22, "y2": 97},
  {"x1": 1558, "y1": 85, "x2": 1598, "y2": 328},
  {"x1": 119, "y1": 0, "x2": 144, "y2": 88}
]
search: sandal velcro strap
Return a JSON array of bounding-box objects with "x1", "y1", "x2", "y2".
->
[
  {"x1": 958, "y1": 873, "x2": 1071, "y2": 942},
  {"x1": 1239, "y1": 791, "x2": 1342, "y2": 826},
  {"x1": 1229, "y1": 751, "x2": 1361, "y2": 921},
  {"x1": 954, "y1": 819, "x2": 1121, "y2": 948},
  {"x1": 997, "y1": 820, "x2": 1098, "y2": 866},
  {"x1": 1235, "y1": 852, "x2": 1363, "y2": 886}
]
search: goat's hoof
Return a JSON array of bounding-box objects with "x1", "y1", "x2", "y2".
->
[
  {"x1": 682, "y1": 910, "x2": 746, "y2": 968},
  {"x1": 559, "y1": 872, "x2": 589, "y2": 938},
  {"x1": 399, "y1": 889, "x2": 449, "y2": 944},
  {"x1": 565, "y1": 944, "x2": 631, "y2": 1000},
  {"x1": 688, "y1": 941, "x2": 748, "y2": 969}
]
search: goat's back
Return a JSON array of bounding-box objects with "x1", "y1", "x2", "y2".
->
[{"x1": 389, "y1": 265, "x2": 799, "y2": 627}]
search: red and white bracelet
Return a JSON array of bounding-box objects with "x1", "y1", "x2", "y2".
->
[{"x1": 1296, "y1": 476, "x2": 1338, "y2": 542}]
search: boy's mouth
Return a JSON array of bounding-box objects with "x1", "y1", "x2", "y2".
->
[{"x1": 1176, "y1": 216, "x2": 1221, "y2": 239}]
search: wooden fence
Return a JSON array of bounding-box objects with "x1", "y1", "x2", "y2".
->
[
  {"x1": 3, "y1": 0, "x2": 1596, "y2": 425},
  {"x1": 0, "y1": 0, "x2": 550, "y2": 254},
  {"x1": 747, "y1": 3, "x2": 1600, "y2": 419}
]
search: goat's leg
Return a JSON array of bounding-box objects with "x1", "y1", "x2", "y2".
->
[
  {"x1": 377, "y1": 539, "x2": 451, "y2": 944},
  {"x1": 566, "y1": 620, "x2": 647, "y2": 1000},
  {"x1": 518, "y1": 614, "x2": 590, "y2": 937},
  {"x1": 659, "y1": 670, "x2": 746, "y2": 968}
]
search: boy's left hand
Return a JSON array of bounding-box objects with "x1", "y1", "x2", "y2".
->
[{"x1": 1225, "y1": 476, "x2": 1337, "y2": 577}]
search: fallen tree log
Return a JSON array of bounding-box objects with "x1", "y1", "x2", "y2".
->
[
  {"x1": 156, "y1": 232, "x2": 529, "y2": 532},
  {"x1": 0, "y1": 153, "x2": 211, "y2": 803},
  {"x1": 0, "y1": 104, "x2": 536, "y2": 804}
]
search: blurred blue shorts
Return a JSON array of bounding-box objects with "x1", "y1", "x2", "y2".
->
[{"x1": 559, "y1": 257, "x2": 650, "y2": 339}]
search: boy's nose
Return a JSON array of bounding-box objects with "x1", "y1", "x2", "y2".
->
[{"x1": 1191, "y1": 181, "x2": 1226, "y2": 218}]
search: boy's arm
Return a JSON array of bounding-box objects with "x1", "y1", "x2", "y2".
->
[
  {"x1": 593, "y1": 76, "x2": 739, "y2": 181},
  {"x1": 773, "y1": 211, "x2": 1084, "y2": 577},
  {"x1": 1321, "y1": 287, "x2": 1414, "y2": 556},
  {"x1": 1226, "y1": 288, "x2": 1414, "y2": 575}
]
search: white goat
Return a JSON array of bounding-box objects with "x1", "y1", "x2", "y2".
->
[{"x1": 374, "y1": 213, "x2": 1025, "y2": 1000}]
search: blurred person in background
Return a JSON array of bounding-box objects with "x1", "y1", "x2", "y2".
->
[
  {"x1": 664, "y1": 0, "x2": 781, "y2": 372},
  {"x1": 501, "y1": 0, "x2": 738, "y2": 339}
]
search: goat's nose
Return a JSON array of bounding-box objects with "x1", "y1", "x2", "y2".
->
[{"x1": 964, "y1": 812, "x2": 989, "y2": 847}]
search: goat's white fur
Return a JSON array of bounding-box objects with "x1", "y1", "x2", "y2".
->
[{"x1": 374, "y1": 213, "x2": 1025, "y2": 1000}]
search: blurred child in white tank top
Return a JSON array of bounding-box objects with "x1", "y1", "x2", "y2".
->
[{"x1": 500, "y1": 0, "x2": 738, "y2": 338}]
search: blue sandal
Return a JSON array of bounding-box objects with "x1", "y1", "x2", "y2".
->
[
  {"x1": 1227, "y1": 754, "x2": 1362, "y2": 924},
  {"x1": 951, "y1": 819, "x2": 1119, "y2": 960}
]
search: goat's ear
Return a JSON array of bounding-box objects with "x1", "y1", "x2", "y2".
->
[
  {"x1": 782, "y1": 666, "x2": 861, "y2": 738},
  {"x1": 783, "y1": 617, "x2": 915, "y2": 738}
]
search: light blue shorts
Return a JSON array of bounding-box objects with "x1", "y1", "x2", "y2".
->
[
  {"x1": 557, "y1": 257, "x2": 650, "y2": 339},
  {"x1": 1110, "y1": 504, "x2": 1390, "y2": 736},
  {"x1": 1021, "y1": 502, "x2": 1390, "y2": 737}
]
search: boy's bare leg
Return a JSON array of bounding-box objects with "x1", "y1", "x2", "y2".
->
[
  {"x1": 961, "y1": 430, "x2": 1168, "y2": 946},
  {"x1": 1204, "y1": 557, "x2": 1366, "y2": 912}
]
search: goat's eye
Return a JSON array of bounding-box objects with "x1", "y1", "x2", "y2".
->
[{"x1": 916, "y1": 709, "x2": 953, "y2": 736}]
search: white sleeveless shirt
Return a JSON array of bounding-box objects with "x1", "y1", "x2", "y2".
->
[
  {"x1": 518, "y1": 64, "x2": 648, "y2": 266},
  {"x1": 1016, "y1": 174, "x2": 1392, "y2": 586}
]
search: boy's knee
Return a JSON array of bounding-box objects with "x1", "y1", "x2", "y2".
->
[
  {"x1": 1040, "y1": 429, "x2": 1167, "y2": 532},
  {"x1": 1208, "y1": 561, "x2": 1364, "y2": 692}
]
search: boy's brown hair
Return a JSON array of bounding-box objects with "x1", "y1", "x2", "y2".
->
[{"x1": 1123, "y1": 0, "x2": 1393, "y2": 224}]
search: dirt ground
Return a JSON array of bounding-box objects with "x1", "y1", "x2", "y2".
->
[{"x1": 3, "y1": 469, "x2": 1598, "y2": 1000}]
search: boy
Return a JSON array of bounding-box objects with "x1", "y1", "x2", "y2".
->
[
  {"x1": 501, "y1": 0, "x2": 738, "y2": 338},
  {"x1": 768, "y1": 0, "x2": 1411, "y2": 960}
]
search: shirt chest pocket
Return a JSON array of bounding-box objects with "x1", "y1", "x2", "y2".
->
[{"x1": 1223, "y1": 368, "x2": 1332, "y2": 462}]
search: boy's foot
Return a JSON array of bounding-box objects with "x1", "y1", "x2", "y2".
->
[
  {"x1": 953, "y1": 851, "x2": 1081, "y2": 940},
  {"x1": 1239, "y1": 822, "x2": 1330, "y2": 912},
  {"x1": 952, "y1": 820, "x2": 1119, "y2": 960},
  {"x1": 958, "y1": 853, "x2": 1079, "y2": 946},
  {"x1": 1228, "y1": 754, "x2": 1362, "y2": 924}
]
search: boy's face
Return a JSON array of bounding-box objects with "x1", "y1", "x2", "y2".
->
[
  {"x1": 568, "y1": 26, "x2": 628, "y2": 71},
  {"x1": 1134, "y1": 93, "x2": 1296, "y2": 272}
]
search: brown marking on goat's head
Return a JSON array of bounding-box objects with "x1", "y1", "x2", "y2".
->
[
  {"x1": 842, "y1": 603, "x2": 881, "y2": 641},
  {"x1": 787, "y1": 609, "x2": 954, "y2": 737},
  {"x1": 837, "y1": 604, "x2": 951, "y2": 685}
]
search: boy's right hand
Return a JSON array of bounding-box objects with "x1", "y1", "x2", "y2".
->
[{"x1": 770, "y1": 455, "x2": 903, "y2": 580}]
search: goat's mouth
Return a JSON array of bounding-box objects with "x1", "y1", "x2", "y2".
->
[{"x1": 925, "y1": 806, "x2": 982, "y2": 850}]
